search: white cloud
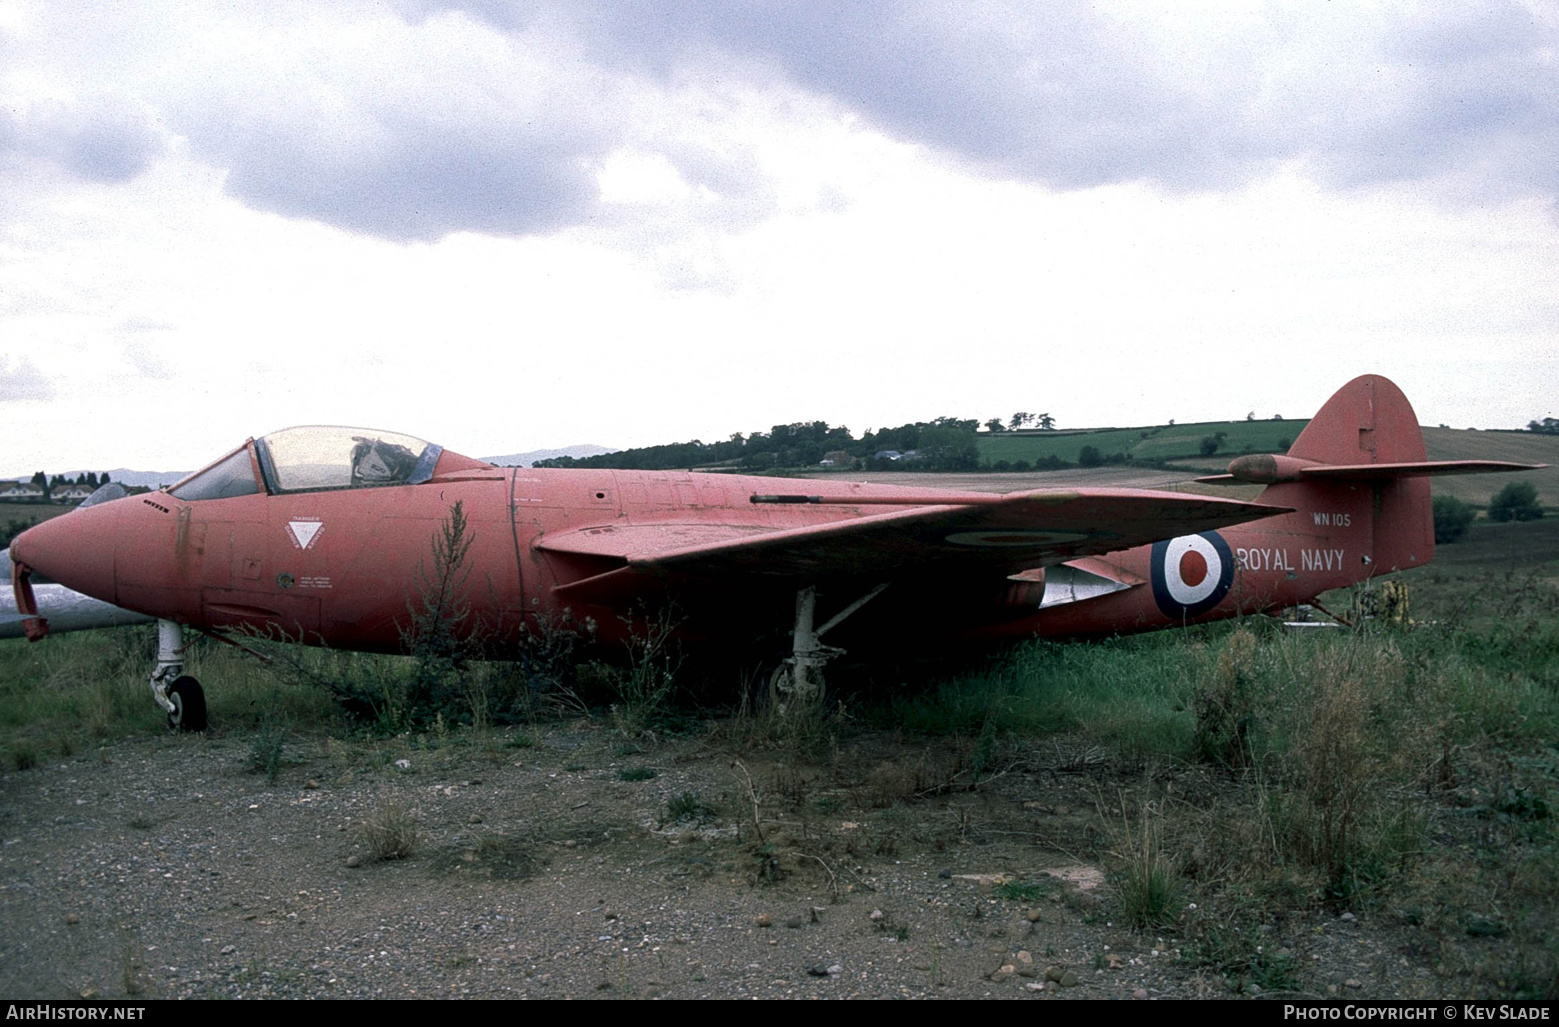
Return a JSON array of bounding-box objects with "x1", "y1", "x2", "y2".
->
[{"x1": 0, "y1": 1, "x2": 1553, "y2": 475}]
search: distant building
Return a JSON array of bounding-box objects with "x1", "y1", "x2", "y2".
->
[
  {"x1": 0, "y1": 480, "x2": 46, "y2": 501},
  {"x1": 819, "y1": 450, "x2": 854, "y2": 468},
  {"x1": 52, "y1": 484, "x2": 95, "y2": 503}
]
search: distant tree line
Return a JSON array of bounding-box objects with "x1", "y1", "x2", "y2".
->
[
  {"x1": 1528, "y1": 417, "x2": 1559, "y2": 435},
  {"x1": 983, "y1": 411, "x2": 1055, "y2": 433},
  {"x1": 535, "y1": 417, "x2": 987, "y2": 472}
]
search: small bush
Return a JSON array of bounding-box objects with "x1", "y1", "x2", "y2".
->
[
  {"x1": 361, "y1": 803, "x2": 419, "y2": 861},
  {"x1": 1433, "y1": 495, "x2": 1475, "y2": 543},
  {"x1": 1183, "y1": 922, "x2": 1302, "y2": 993},
  {"x1": 1489, "y1": 481, "x2": 1543, "y2": 523},
  {"x1": 247, "y1": 723, "x2": 289, "y2": 784},
  {"x1": 617, "y1": 766, "x2": 657, "y2": 782},
  {"x1": 605, "y1": 604, "x2": 683, "y2": 738},
  {"x1": 663, "y1": 791, "x2": 716, "y2": 825},
  {"x1": 1115, "y1": 805, "x2": 1182, "y2": 929},
  {"x1": 1193, "y1": 630, "x2": 1259, "y2": 766}
]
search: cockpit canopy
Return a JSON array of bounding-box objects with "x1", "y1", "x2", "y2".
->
[{"x1": 168, "y1": 427, "x2": 444, "y2": 501}]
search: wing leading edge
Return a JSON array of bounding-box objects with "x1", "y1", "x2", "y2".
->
[{"x1": 541, "y1": 488, "x2": 1289, "y2": 605}]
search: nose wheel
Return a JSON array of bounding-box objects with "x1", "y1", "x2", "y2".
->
[
  {"x1": 149, "y1": 619, "x2": 207, "y2": 732},
  {"x1": 166, "y1": 675, "x2": 207, "y2": 732}
]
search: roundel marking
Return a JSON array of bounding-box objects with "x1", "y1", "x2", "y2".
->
[{"x1": 1150, "y1": 531, "x2": 1234, "y2": 619}]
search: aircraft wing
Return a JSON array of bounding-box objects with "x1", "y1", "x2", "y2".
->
[{"x1": 542, "y1": 488, "x2": 1288, "y2": 603}]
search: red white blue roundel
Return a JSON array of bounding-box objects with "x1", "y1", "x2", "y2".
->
[{"x1": 1150, "y1": 531, "x2": 1234, "y2": 619}]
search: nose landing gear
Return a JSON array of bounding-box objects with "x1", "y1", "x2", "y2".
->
[{"x1": 150, "y1": 619, "x2": 206, "y2": 732}]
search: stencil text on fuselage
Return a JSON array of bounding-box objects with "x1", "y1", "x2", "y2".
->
[{"x1": 1235, "y1": 548, "x2": 1348, "y2": 573}]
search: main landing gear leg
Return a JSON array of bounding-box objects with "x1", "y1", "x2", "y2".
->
[
  {"x1": 776, "y1": 584, "x2": 889, "y2": 715},
  {"x1": 150, "y1": 619, "x2": 206, "y2": 732}
]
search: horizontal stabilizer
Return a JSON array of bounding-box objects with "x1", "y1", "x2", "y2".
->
[
  {"x1": 1197, "y1": 458, "x2": 1545, "y2": 485},
  {"x1": 1296, "y1": 459, "x2": 1547, "y2": 480}
]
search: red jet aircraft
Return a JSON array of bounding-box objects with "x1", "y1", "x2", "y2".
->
[{"x1": 7, "y1": 374, "x2": 1541, "y2": 731}]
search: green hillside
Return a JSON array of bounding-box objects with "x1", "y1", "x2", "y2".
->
[{"x1": 978, "y1": 418, "x2": 1307, "y2": 467}]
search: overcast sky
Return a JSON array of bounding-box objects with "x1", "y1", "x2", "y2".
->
[{"x1": 2, "y1": 0, "x2": 1556, "y2": 475}]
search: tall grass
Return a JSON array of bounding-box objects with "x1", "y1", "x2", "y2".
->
[
  {"x1": 871, "y1": 573, "x2": 1559, "y2": 996},
  {"x1": 0, "y1": 626, "x2": 342, "y2": 766},
  {"x1": 880, "y1": 632, "x2": 1206, "y2": 756}
]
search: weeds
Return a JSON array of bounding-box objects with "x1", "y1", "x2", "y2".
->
[
  {"x1": 1182, "y1": 920, "x2": 1302, "y2": 994},
  {"x1": 360, "y1": 802, "x2": 419, "y2": 861},
  {"x1": 400, "y1": 501, "x2": 476, "y2": 729},
  {"x1": 605, "y1": 603, "x2": 684, "y2": 739},
  {"x1": 1112, "y1": 801, "x2": 1182, "y2": 929},
  {"x1": 247, "y1": 721, "x2": 290, "y2": 784},
  {"x1": 663, "y1": 791, "x2": 716, "y2": 825},
  {"x1": 992, "y1": 877, "x2": 1054, "y2": 902},
  {"x1": 1193, "y1": 629, "x2": 1258, "y2": 766}
]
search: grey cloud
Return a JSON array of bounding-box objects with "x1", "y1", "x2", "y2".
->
[
  {"x1": 428, "y1": 1, "x2": 1559, "y2": 198},
  {"x1": 0, "y1": 357, "x2": 56, "y2": 402},
  {"x1": 211, "y1": 124, "x2": 602, "y2": 242},
  {"x1": 0, "y1": 95, "x2": 164, "y2": 184},
  {"x1": 160, "y1": 1, "x2": 1559, "y2": 242},
  {"x1": 162, "y1": 14, "x2": 638, "y2": 242}
]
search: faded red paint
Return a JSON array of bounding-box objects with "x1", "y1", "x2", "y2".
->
[{"x1": 8, "y1": 376, "x2": 1545, "y2": 658}]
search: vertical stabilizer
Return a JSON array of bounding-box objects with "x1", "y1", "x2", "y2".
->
[
  {"x1": 1271, "y1": 375, "x2": 1433, "y2": 573},
  {"x1": 1287, "y1": 375, "x2": 1428, "y2": 466}
]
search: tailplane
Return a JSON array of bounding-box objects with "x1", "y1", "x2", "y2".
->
[{"x1": 1199, "y1": 375, "x2": 1546, "y2": 574}]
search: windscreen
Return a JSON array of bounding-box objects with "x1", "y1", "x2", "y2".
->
[{"x1": 169, "y1": 447, "x2": 261, "y2": 501}]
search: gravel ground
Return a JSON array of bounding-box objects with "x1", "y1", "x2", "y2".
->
[{"x1": 0, "y1": 722, "x2": 1462, "y2": 1000}]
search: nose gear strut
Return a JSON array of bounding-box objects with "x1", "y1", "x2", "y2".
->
[{"x1": 150, "y1": 619, "x2": 206, "y2": 732}]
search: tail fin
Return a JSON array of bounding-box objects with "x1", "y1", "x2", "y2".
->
[
  {"x1": 1288, "y1": 375, "x2": 1428, "y2": 466},
  {"x1": 1249, "y1": 376, "x2": 1434, "y2": 574},
  {"x1": 1296, "y1": 376, "x2": 1432, "y2": 572},
  {"x1": 1200, "y1": 375, "x2": 1545, "y2": 579}
]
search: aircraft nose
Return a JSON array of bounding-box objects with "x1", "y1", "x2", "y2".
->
[{"x1": 10, "y1": 500, "x2": 122, "y2": 604}]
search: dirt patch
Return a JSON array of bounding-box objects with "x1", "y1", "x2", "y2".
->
[{"x1": 0, "y1": 718, "x2": 1507, "y2": 1000}]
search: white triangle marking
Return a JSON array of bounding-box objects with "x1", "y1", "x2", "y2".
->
[{"x1": 288, "y1": 521, "x2": 323, "y2": 549}]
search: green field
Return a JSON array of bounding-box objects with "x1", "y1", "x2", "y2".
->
[{"x1": 979, "y1": 417, "x2": 1307, "y2": 467}]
